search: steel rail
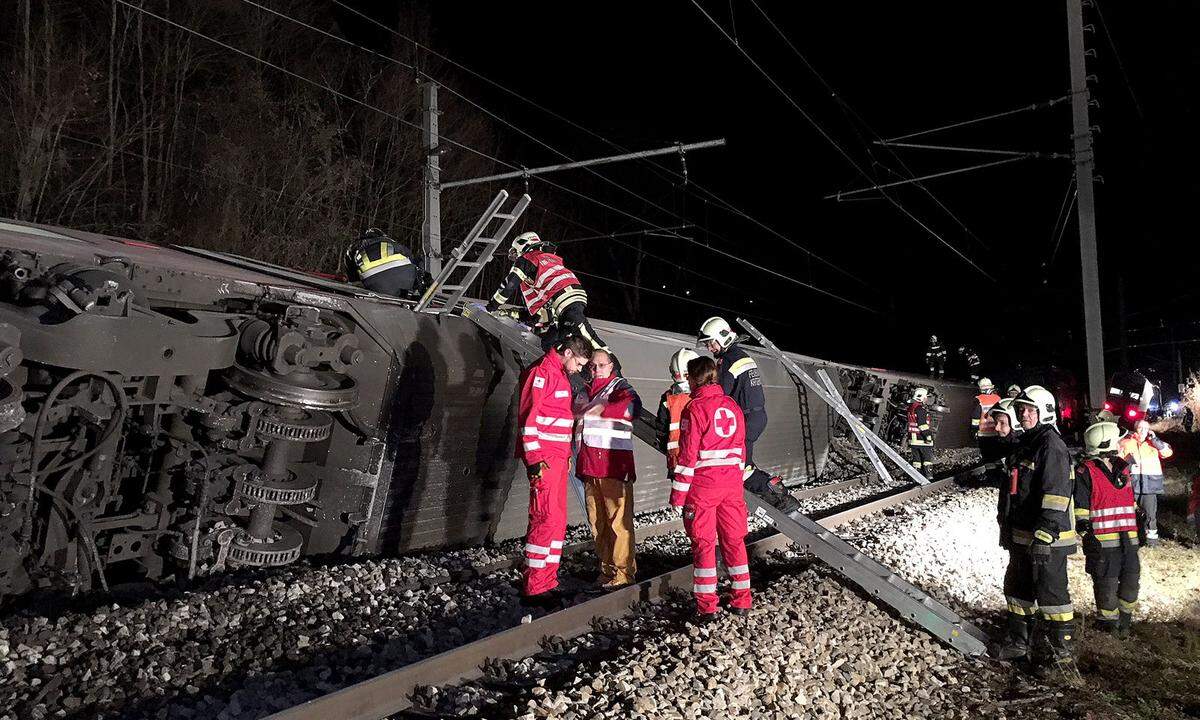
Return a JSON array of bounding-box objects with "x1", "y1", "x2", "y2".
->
[{"x1": 266, "y1": 475, "x2": 964, "y2": 720}]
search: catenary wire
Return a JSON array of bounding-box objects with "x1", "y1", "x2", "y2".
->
[
  {"x1": 329, "y1": 0, "x2": 875, "y2": 289},
  {"x1": 122, "y1": 0, "x2": 876, "y2": 312},
  {"x1": 745, "y1": 0, "x2": 994, "y2": 253},
  {"x1": 1091, "y1": 0, "x2": 1144, "y2": 121},
  {"x1": 690, "y1": 0, "x2": 996, "y2": 282},
  {"x1": 882, "y1": 96, "x2": 1071, "y2": 144}
]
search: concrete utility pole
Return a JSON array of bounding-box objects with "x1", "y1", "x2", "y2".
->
[
  {"x1": 422, "y1": 81, "x2": 443, "y2": 278},
  {"x1": 1066, "y1": 0, "x2": 1105, "y2": 408}
]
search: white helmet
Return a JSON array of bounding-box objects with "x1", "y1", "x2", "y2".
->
[
  {"x1": 1006, "y1": 384, "x2": 1021, "y2": 397},
  {"x1": 1013, "y1": 385, "x2": 1057, "y2": 426},
  {"x1": 989, "y1": 397, "x2": 1017, "y2": 428},
  {"x1": 1083, "y1": 421, "x2": 1121, "y2": 456},
  {"x1": 510, "y1": 231, "x2": 543, "y2": 257},
  {"x1": 912, "y1": 387, "x2": 929, "y2": 403},
  {"x1": 669, "y1": 348, "x2": 699, "y2": 384},
  {"x1": 697, "y1": 316, "x2": 737, "y2": 351},
  {"x1": 978, "y1": 377, "x2": 994, "y2": 393}
]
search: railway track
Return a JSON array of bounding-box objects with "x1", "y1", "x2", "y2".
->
[{"x1": 267, "y1": 471, "x2": 972, "y2": 720}]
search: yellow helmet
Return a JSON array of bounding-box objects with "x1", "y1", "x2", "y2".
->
[{"x1": 1083, "y1": 421, "x2": 1122, "y2": 456}]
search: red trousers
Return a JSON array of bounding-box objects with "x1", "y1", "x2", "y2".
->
[
  {"x1": 683, "y1": 481, "x2": 752, "y2": 614},
  {"x1": 523, "y1": 456, "x2": 569, "y2": 596}
]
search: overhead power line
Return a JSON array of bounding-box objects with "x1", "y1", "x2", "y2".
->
[
  {"x1": 330, "y1": 0, "x2": 875, "y2": 290},
  {"x1": 689, "y1": 0, "x2": 996, "y2": 282},
  {"x1": 1091, "y1": 1, "x2": 1144, "y2": 121},
  {"x1": 121, "y1": 0, "x2": 877, "y2": 314},
  {"x1": 882, "y1": 96, "x2": 1072, "y2": 144},
  {"x1": 744, "y1": 0, "x2": 994, "y2": 254}
]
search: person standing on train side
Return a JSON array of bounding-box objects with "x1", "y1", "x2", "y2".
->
[
  {"x1": 516, "y1": 335, "x2": 591, "y2": 609},
  {"x1": 671, "y1": 356, "x2": 753, "y2": 622},
  {"x1": 486, "y1": 231, "x2": 609, "y2": 354},
  {"x1": 575, "y1": 349, "x2": 641, "y2": 590},
  {"x1": 926, "y1": 335, "x2": 947, "y2": 377},
  {"x1": 696, "y1": 316, "x2": 800, "y2": 514},
  {"x1": 1118, "y1": 419, "x2": 1173, "y2": 547},
  {"x1": 907, "y1": 387, "x2": 936, "y2": 474}
]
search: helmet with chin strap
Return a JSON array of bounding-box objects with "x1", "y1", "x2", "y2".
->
[
  {"x1": 697, "y1": 316, "x2": 737, "y2": 351},
  {"x1": 1013, "y1": 385, "x2": 1057, "y2": 426}
]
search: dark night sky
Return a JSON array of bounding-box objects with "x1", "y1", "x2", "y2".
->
[{"x1": 351, "y1": 1, "x2": 1199, "y2": 386}]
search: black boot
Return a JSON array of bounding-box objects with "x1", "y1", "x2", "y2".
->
[
  {"x1": 995, "y1": 613, "x2": 1032, "y2": 661},
  {"x1": 1117, "y1": 610, "x2": 1133, "y2": 639},
  {"x1": 1036, "y1": 621, "x2": 1082, "y2": 685},
  {"x1": 766, "y1": 476, "x2": 802, "y2": 515}
]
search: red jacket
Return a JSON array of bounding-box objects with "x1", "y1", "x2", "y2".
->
[
  {"x1": 575, "y1": 375, "x2": 641, "y2": 482},
  {"x1": 671, "y1": 383, "x2": 747, "y2": 506},
  {"x1": 516, "y1": 349, "x2": 575, "y2": 465},
  {"x1": 518, "y1": 250, "x2": 584, "y2": 315}
]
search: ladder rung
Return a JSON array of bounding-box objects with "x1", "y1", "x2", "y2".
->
[
  {"x1": 455, "y1": 262, "x2": 480, "y2": 268},
  {"x1": 438, "y1": 285, "x2": 464, "y2": 292},
  {"x1": 492, "y1": 213, "x2": 516, "y2": 220}
]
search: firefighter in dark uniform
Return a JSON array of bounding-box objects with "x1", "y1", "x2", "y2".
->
[
  {"x1": 1074, "y1": 421, "x2": 1141, "y2": 638},
  {"x1": 959, "y1": 345, "x2": 982, "y2": 381},
  {"x1": 996, "y1": 386, "x2": 1079, "y2": 679},
  {"x1": 925, "y1": 335, "x2": 946, "y2": 378},
  {"x1": 697, "y1": 317, "x2": 800, "y2": 514},
  {"x1": 907, "y1": 387, "x2": 935, "y2": 473},
  {"x1": 344, "y1": 228, "x2": 424, "y2": 298}
]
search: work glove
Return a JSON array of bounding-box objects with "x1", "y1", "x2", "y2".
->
[
  {"x1": 484, "y1": 298, "x2": 500, "y2": 313},
  {"x1": 1075, "y1": 519, "x2": 1092, "y2": 537},
  {"x1": 672, "y1": 504, "x2": 685, "y2": 518},
  {"x1": 1030, "y1": 528, "x2": 1055, "y2": 565}
]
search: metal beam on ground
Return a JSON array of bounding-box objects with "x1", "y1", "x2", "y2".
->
[{"x1": 737, "y1": 319, "x2": 929, "y2": 486}]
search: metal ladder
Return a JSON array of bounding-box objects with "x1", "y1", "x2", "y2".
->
[
  {"x1": 747, "y1": 495, "x2": 988, "y2": 656},
  {"x1": 415, "y1": 190, "x2": 531, "y2": 314},
  {"x1": 737, "y1": 319, "x2": 929, "y2": 487},
  {"x1": 796, "y1": 382, "x2": 817, "y2": 483}
]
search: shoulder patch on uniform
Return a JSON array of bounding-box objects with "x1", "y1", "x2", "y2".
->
[
  {"x1": 728, "y1": 357, "x2": 757, "y2": 377},
  {"x1": 533, "y1": 376, "x2": 545, "y2": 388}
]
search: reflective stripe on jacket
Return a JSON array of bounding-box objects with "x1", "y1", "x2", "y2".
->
[
  {"x1": 575, "y1": 375, "x2": 640, "y2": 482},
  {"x1": 671, "y1": 384, "x2": 746, "y2": 506},
  {"x1": 516, "y1": 349, "x2": 575, "y2": 464},
  {"x1": 1074, "y1": 457, "x2": 1139, "y2": 550},
  {"x1": 1004, "y1": 424, "x2": 1077, "y2": 549},
  {"x1": 907, "y1": 402, "x2": 933, "y2": 446},
  {"x1": 490, "y1": 250, "x2": 586, "y2": 317},
  {"x1": 657, "y1": 385, "x2": 691, "y2": 470},
  {"x1": 1118, "y1": 434, "x2": 1173, "y2": 495},
  {"x1": 716, "y1": 343, "x2": 767, "y2": 423}
]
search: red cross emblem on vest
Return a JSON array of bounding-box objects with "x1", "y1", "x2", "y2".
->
[{"x1": 714, "y1": 407, "x2": 737, "y2": 438}]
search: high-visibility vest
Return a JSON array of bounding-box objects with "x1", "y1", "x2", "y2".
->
[
  {"x1": 1118, "y1": 435, "x2": 1173, "y2": 494},
  {"x1": 518, "y1": 250, "x2": 583, "y2": 316},
  {"x1": 664, "y1": 388, "x2": 691, "y2": 469},
  {"x1": 973, "y1": 392, "x2": 1001, "y2": 437},
  {"x1": 908, "y1": 402, "x2": 933, "y2": 446},
  {"x1": 1077, "y1": 459, "x2": 1139, "y2": 548}
]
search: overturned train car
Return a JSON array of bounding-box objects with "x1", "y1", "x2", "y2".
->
[{"x1": 0, "y1": 219, "x2": 977, "y2": 601}]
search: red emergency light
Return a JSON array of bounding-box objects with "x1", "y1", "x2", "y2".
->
[
  {"x1": 1127, "y1": 408, "x2": 1139, "y2": 419},
  {"x1": 1060, "y1": 406, "x2": 1072, "y2": 420},
  {"x1": 1103, "y1": 402, "x2": 1113, "y2": 412}
]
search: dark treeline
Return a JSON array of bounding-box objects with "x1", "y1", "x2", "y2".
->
[{"x1": 0, "y1": 0, "x2": 525, "y2": 276}]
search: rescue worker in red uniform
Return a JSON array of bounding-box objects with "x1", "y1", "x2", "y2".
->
[
  {"x1": 516, "y1": 335, "x2": 592, "y2": 608},
  {"x1": 671, "y1": 356, "x2": 752, "y2": 621},
  {"x1": 657, "y1": 349, "x2": 698, "y2": 475},
  {"x1": 1118, "y1": 419, "x2": 1173, "y2": 546},
  {"x1": 487, "y1": 231, "x2": 608, "y2": 354},
  {"x1": 996, "y1": 386, "x2": 1078, "y2": 679},
  {"x1": 697, "y1": 317, "x2": 800, "y2": 514},
  {"x1": 907, "y1": 387, "x2": 935, "y2": 474},
  {"x1": 971, "y1": 378, "x2": 1003, "y2": 485},
  {"x1": 1074, "y1": 421, "x2": 1140, "y2": 637},
  {"x1": 575, "y1": 349, "x2": 641, "y2": 589}
]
